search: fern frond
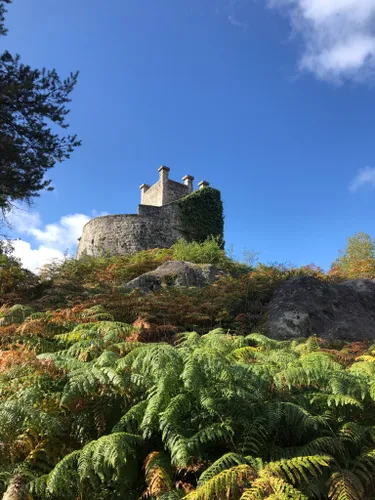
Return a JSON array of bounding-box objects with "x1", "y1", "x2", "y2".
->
[
  {"x1": 142, "y1": 372, "x2": 181, "y2": 438},
  {"x1": 327, "y1": 394, "x2": 363, "y2": 409},
  {"x1": 241, "y1": 475, "x2": 307, "y2": 500},
  {"x1": 227, "y1": 347, "x2": 258, "y2": 363},
  {"x1": 246, "y1": 334, "x2": 288, "y2": 350},
  {"x1": 95, "y1": 350, "x2": 120, "y2": 366},
  {"x1": 198, "y1": 453, "x2": 248, "y2": 486},
  {"x1": 272, "y1": 437, "x2": 345, "y2": 461},
  {"x1": 340, "y1": 422, "x2": 368, "y2": 446},
  {"x1": 264, "y1": 455, "x2": 332, "y2": 485},
  {"x1": 186, "y1": 422, "x2": 234, "y2": 455},
  {"x1": 125, "y1": 343, "x2": 183, "y2": 381},
  {"x1": 45, "y1": 450, "x2": 80, "y2": 497},
  {"x1": 29, "y1": 474, "x2": 48, "y2": 498},
  {"x1": 160, "y1": 393, "x2": 192, "y2": 439},
  {"x1": 349, "y1": 361, "x2": 375, "y2": 376},
  {"x1": 329, "y1": 371, "x2": 369, "y2": 402},
  {"x1": 176, "y1": 331, "x2": 202, "y2": 348},
  {"x1": 144, "y1": 451, "x2": 173, "y2": 498},
  {"x1": 184, "y1": 464, "x2": 256, "y2": 500},
  {"x1": 77, "y1": 432, "x2": 143, "y2": 482},
  {"x1": 112, "y1": 400, "x2": 148, "y2": 433},
  {"x1": 113, "y1": 341, "x2": 144, "y2": 356},
  {"x1": 328, "y1": 470, "x2": 364, "y2": 500},
  {"x1": 352, "y1": 449, "x2": 375, "y2": 485}
]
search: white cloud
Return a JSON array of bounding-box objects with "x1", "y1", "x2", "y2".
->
[
  {"x1": 9, "y1": 211, "x2": 42, "y2": 233},
  {"x1": 29, "y1": 214, "x2": 90, "y2": 250},
  {"x1": 12, "y1": 240, "x2": 64, "y2": 273},
  {"x1": 268, "y1": 0, "x2": 375, "y2": 82},
  {"x1": 349, "y1": 166, "x2": 375, "y2": 192},
  {"x1": 6, "y1": 209, "x2": 105, "y2": 273}
]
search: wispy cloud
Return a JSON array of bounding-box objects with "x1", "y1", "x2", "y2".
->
[
  {"x1": 228, "y1": 15, "x2": 248, "y2": 28},
  {"x1": 7, "y1": 209, "x2": 108, "y2": 272},
  {"x1": 268, "y1": 0, "x2": 375, "y2": 83},
  {"x1": 349, "y1": 166, "x2": 375, "y2": 192}
]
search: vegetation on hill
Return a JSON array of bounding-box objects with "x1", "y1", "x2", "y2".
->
[
  {"x1": 1, "y1": 234, "x2": 375, "y2": 498},
  {"x1": 0, "y1": 237, "x2": 326, "y2": 334},
  {"x1": 0, "y1": 312, "x2": 375, "y2": 499}
]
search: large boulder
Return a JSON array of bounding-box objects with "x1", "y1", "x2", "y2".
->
[
  {"x1": 268, "y1": 276, "x2": 375, "y2": 340},
  {"x1": 123, "y1": 261, "x2": 226, "y2": 294}
]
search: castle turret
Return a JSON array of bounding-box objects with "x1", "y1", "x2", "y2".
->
[{"x1": 140, "y1": 166, "x2": 195, "y2": 206}]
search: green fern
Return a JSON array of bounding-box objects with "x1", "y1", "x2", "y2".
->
[
  {"x1": 184, "y1": 464, "x2": 256, "y2": 500},
  {"x1": 198, "y1": 453, "x2": 250, "y2": 485}
]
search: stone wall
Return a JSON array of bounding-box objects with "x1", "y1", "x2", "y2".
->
[
  {"x1": 141, "y1": 180, "x2": 163, "y2": 207},
  {"x1": 163, "y1": 180, "x2": 190, "y2": 204},
  {"x1": 76, "y1": 203, "x2": 182, "y2": 258}
]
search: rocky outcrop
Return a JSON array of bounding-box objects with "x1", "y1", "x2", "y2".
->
[
  {"x1": 123, "y1": 260, "x2": 226, "y2": 294},
  {"x1": 268, "y1": 276, "x2": 375, "y2": 340}
]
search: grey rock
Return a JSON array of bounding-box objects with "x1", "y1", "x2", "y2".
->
[
  {"x1": 268, "y1": 276, "x2": 375, "y2": 340},
  {"x1": 123, "y1": 261, "x2": 226, "y2": 294}
]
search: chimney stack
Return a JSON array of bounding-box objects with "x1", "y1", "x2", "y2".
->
[
  {"x1": 182, "y1": 175, "x2": 194, "y2": 193},
  {"x1": 198, "y1": 180, "x2": 210, "y2": 190},
  {"x1": 158, "y1": 165, "x2": 170, "y2": 184},
  {"x1": 140, "y1": 183, "x2": 150, "y2": 204}
]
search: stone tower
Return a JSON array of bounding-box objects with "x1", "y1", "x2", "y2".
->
[
  {"x1": 76, "y1": 166, "x2": 222, "y2": 258},
  {"x1": 140, "y1": 166, "x2": 194, "y2": 206}
]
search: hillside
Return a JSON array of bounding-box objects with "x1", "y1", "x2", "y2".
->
[{"x1": 1, "y1": 238, "x2": 375, "y2": 499}]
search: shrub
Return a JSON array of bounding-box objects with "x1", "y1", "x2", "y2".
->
[
  {"x1": 39, "y1": 248, "x2": 173, "y2": 293},
  {"x1": 172, "y1": 237, "x2": 250, "y2": 276}
]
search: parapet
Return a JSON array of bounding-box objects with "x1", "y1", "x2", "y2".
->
[{"x1": 140, "y1": 166, "x2": 195, "y2": 206}]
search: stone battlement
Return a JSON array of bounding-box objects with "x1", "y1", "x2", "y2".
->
[{"x1": 140, "y1": 166, "x2": 196, "y2": 206}]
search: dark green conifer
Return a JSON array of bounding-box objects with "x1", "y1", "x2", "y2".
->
[{"x1": 0, "y1": 0, "x2": 80, "y2": 218}]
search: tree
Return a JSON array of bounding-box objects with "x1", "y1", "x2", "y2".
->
[
  {"x1": 0, "y1": 0, "x2": 80, "y2": 219},
  {"x1": 330, "y1": 232, "x2": 375, "y2": 278},
  {"x1": 0, "y1": 0, "x2": 9, "y2": 36},
  {"x1": 0, "y1": 240, "x2": 36, "y2": 294}
]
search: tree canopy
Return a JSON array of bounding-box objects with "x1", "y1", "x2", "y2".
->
[
  {"x1": 330, "y1": 232, "x2": 375, "y2": 278},
  {"x1": 0, "y1": 0, "x2": 80, "y2": 218}
]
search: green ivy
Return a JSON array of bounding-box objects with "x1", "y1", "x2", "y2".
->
[{"x1": 177, "y1": 187, "x2": 224, "y2": 245}]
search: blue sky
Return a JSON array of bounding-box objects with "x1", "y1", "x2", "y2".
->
[{"x1": 4, "y1": 0, "x2": 375, "y2": 271}]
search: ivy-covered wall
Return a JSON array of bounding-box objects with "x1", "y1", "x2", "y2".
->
[{"x1": 177, "y1": 187, "x2": 224, "y2": 245}]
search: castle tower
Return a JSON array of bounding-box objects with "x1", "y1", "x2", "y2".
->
[
  {"x1": 139, "y1": 166, "x2": 194, "y2": 206},
  {"x1": 76, "y1": 165, "x2": 223, "y2": 259}
]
